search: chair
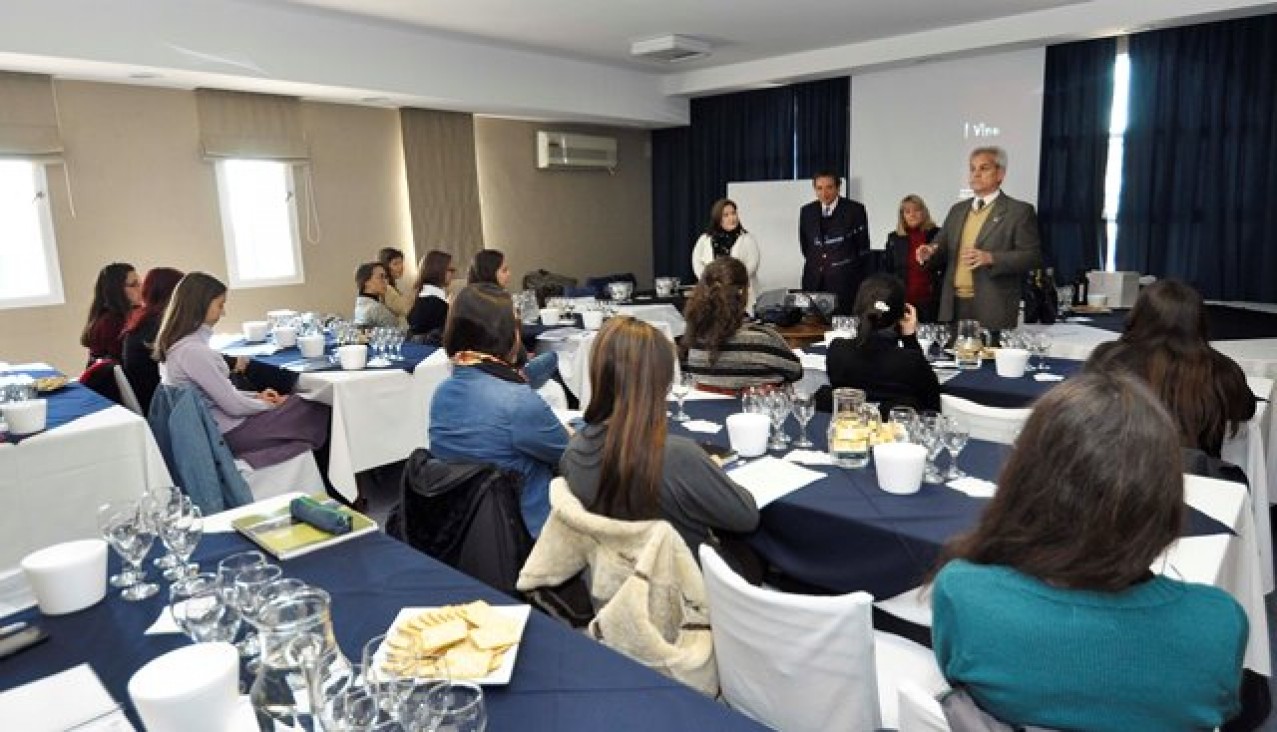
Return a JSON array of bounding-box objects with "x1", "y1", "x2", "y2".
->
[
  {"x1": 236, "y1": 453, "x2": 325, "y2": 500},
  {"x1": 698, "y1": 544, "x2": 945, "y2": 731},
  {"x1": 898, "y1": 680, "x2": 950, "y2": 732},
  {"x1": 78, "y1": 357, "x2": 122, "y2": 405},
  {"x1": 940, "y1": 394, "x2": 1031, "y2": 445},
  {"x1": 147, "y1": 385, "x2": 254, "y2": 515},
  {"x1": 112, "y1": 364, "x2": 144, "y2": 415}
]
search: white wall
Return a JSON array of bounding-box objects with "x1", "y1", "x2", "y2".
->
[{"x1": 727, "y1": 180, "x2": 813, "y2": 295}]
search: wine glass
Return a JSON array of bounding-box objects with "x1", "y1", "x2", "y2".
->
[
  {"x1": 1031, "y1": 332, "x2": 1053, "y2": 372},
  {"x1": 217, "y1": 550, "x2": 267, "y2": 656},
  {"x1": 888, "y1": 406, "x2": 917, "y2": 442},
  {"x1": 98, "y1": 500, "x2": 140, "y2": 589},
  {"x1": 413, "y1": 682, "x2": 485, "y2": 732},
  {"x1": 790, "y1": 391, "x2": 816, "y2": 449},
  {"x1": 741, "y1": 386, "x2": 765, "y2": 414},
  {"x1": 915, "y1": 324, "x2": 935, "y2": 363},
  {"x1": 670, "y1": 372, "x2": 692, "y2": 422},
  {"x1": 765, "y1": 388, "x2": 790, "y2": 451},
  {"x1": 170, "y1": 573, "x2": 240, "y2": 643},
  {"x1": 160, "y1": 499, "x2": 203, "y2": 581},
  {"x1": 140, "y1": 486, "x2": 183, "y2": 572},
  {"x1": 916, "y1": 411, "x2": 947, "y2": 484},
  {"x1": 944, "y1": 419, "x2": 970, "y2": 480},
  {"x1": 113, "y1": 507, "x2": 159, "y2": 601}
]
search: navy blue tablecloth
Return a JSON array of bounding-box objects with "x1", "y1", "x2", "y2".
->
[
  {"x1": 681, "y1": 398, "x2": 1231, "y2": 598},
  {"x1": 940, "y1": 357, "x2": 1084, "y2": 408},
  {"x1": 221, "y1": 340, "x2": 438, "y2": 395},
  {"x1": 0, "y1": 531, "x2": 764, "y2": 732},
  {"x1": 3, "y1": 369, "x2": 115, "y2": 444},
  {"x1": 1075, "y1": 304, "x2": 1277, "y2": 340}
]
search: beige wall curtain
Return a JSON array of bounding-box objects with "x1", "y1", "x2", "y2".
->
[
  {"x1": 400, "y1": 108, "x2": 484, "y2": 267},
  {"x1": 0, "y1": 72, "x2": 63, "y2": 159},
  {"x1": 196, "y1": 89, "x2": 308, "y2": 161}
]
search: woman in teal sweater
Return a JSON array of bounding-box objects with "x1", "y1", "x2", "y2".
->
[{"x1": 930, "y1": 372, "x2": 1247, "y2": 731}]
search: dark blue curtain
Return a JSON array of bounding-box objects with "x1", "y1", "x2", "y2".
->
[
  {"x1": 651, "y1": 125, "x2": 693, "y2": 282},
  {"x1": 1118, "y1": 14, "x2": 1277, "y2": 301},
  {"x1": 1036, "y1": 37, "x2": 1115, "y2": 284},
  {"x1": 795, "y1": 77, "x2": 850, "y2": 180}
]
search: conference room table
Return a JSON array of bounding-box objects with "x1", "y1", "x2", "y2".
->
[
  {"x1": 680, "y1": 395, "x2": 1271, "y2": 675},
  {"x1": 0, "y1": 364, "x2": 172, "y2": 572},
  {"x1": 0, "y1": 494, "x2": 766, "y2": 731}
]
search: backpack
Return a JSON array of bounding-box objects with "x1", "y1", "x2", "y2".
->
[{"x1": 521, "y1": 269, "x2": 578, "y2": 307}]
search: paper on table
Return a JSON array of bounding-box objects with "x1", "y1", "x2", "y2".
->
[
  {"x1": 785, "y1": 450, "x2": 833, "y2": 466},
  {"x1": 682, "y1": 390, "x2": 734, "y2": 401},
  {"x1": 0, "y1": 664, "x2": 132, "y2": 732},
  {"x1": 799, "y1": 354, "x2": 827, "y2": 371},
  {"x1": 728, "y1": 456, "x2": 825, "y2": 508},
  {"x1": 145, "y1": 606, "x2": 183, "y2": 636},
  {"x1": 679, "y1": 419, "x2": 722, "y2": 434},
  {"x1": 947, "y1": 477, "x2": 997, "y2": 498},
  {"x1": 220, "y1": 343, "x2": 281, "y2": 357},
  {"x1": 1033, "y1": 373, "x2": 1065, "y2": 382},
  {"x1": 1065, "y1": 316, "x2": 1094, "y2": 323},
  {"x1": 534, "y1": 327, "x2": 586, "y2": 342}
]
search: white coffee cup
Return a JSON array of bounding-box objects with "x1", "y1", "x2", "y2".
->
[
  {"x1": 540, "y1": 308, "x2": 562, "y2": 326},
  {"x1": 337, "y1": 344, "x2": 368, "y2": 370},
  {"x1": 242, "y1": 320, "x2": 269, "y2": 343},
  {"x1": 994, "y1": 348, "x2": 1030, "y2": 378},
  {"x1": 581, "y1": 310, "x2": 604, "y2": 330},
  {"x1": 298, "y1": 334, "x2": 326, "y2": 358},
  {"x1": 1086, "y1": 293, "x2": 1108, "y2": 309},
  {"x1": 129, "y1": 643, "x2": 240, "y2": 732},
  {"x1": 873, "y1": 442, "x2": 927, "y2": 495},
  {"x1": 21, "y1": 539, "x2": 108, "y2": 615},
  {"x1": 2, "y1": 399, "x2": 47, "y2": 435},
  {"x1": 726, "y1": 413, "x2": 771, "y2": 458},
  {"x1": 272, "y1": 325, "x2": 297, "y2": 348}
]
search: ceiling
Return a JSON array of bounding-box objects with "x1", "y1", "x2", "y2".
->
[{"x1": 277, "y1": 0, "x2": 1086, "y2": 71}]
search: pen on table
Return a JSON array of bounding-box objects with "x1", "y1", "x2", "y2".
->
[{"x1": 0, "y1": 621, "x2": 28, "y2": 638}]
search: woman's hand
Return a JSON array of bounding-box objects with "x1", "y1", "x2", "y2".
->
[
  {"x1": 900, "y1": 303, "x2": 918, "y2": 336},
  {"x1": 258, "y1": 388, "x2": 286, "y2": 406},
  {"x1": 915, "y1": 244, "x2": 936, "y2": 265}
]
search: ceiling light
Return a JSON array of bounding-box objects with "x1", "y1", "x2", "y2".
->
[{"x1": 630, "y1": 35, "x2": 712, "y2": 64}]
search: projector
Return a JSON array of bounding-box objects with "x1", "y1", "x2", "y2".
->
[{"x1": 630, "y1": 35, "x2": 712, "y2": 63}]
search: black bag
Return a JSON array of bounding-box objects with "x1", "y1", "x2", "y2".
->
[{"x1": 522, "y1": 269, "x2": 578, "y2": 307}]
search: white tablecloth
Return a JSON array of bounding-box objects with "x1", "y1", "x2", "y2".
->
[{"x1": 0, "y1": 369, "x2": 173, "y2": 570}]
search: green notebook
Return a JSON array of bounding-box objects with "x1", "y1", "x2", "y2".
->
[{"x1": 231, "y1": 495, "x2": 378, "y2": 560}]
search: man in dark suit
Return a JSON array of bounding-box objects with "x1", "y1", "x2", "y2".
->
[
  {"x1": 799, "y1": 171, "x2": 870, "y2": 315},
  {"x1": 916, "y1": 147, "x2": 1041, "y2": 331}
]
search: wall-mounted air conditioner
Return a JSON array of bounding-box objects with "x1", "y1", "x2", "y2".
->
[{"x1": 536, "y1": 131, "x2": 617, "y2": 171}]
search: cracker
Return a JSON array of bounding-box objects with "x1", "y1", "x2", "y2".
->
[
  {"x1": 470, "y1": 619, "x2": 522, "y2": 650},
  {"x1": 416, "y1": 618, "x2": 469, "y2": 653},
  {"x1": 444, "y1": 645, "x2": 494, "y2": 679}
]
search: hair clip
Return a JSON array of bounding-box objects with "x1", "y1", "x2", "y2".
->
[{"x1": 873, "y1": 301, "x2": 890, "y2": 313}]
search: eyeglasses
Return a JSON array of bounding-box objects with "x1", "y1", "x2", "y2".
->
[{"x1": 125, "y1": 281, "x2": 142, "y2": 288}]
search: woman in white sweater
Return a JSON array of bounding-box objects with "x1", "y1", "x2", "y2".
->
[{"x1": 691, "y1": 198, "x2": 761, "y2": 307}]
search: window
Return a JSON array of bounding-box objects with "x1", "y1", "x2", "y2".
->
[
  {"x1": 1101, "y1": 42, "x2": 1132, "y2": 271},
  {"x1": 214, "y1": 159, "x2": 304, "y2": 288},
  {"x1": 0, "y1": 160, "x2": 62, "y2": 309}
]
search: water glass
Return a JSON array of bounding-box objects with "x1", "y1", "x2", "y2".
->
[
  {"x1": 887, "y1": 406, "x2": 917, "y2": 442},
  {"x1": 170, "y1": 573, "x2": 241, "y2": 643},
  {"x1": 412, "y1": 682, "x2": 486, "y2": 732},
  {"x1": 112, "y1": 507, "x2": 159, "y2": 601},
  {"x1": 669, "y1": 372, "x2": 692, "y2": 422},
  {"x1": 1030, "y1": 332, "x2": 1053, "y2": 371},
  {"x1": 160, "y1": 499, "x2": 203, "y2": 581},
  {"x1": 765, "y1": 388, "x2": 790, "y2": 451},
  {"x1": 790, "y1": 392, "x2": 816, "y2": 449},
  {"x1": 916, "y1": 411, "x2": 947, "y2": 484},
  {"x1": 944, "y1": 421, "x2": 970, "y2": 479},
  {"x1": 217, "y1": 550, "x2": 267, "y2": 655},
  {"x1": 98, "y1": 501, "x2": 140, "y2": 589}
]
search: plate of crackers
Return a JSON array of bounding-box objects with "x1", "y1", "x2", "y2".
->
[
  {"x1": 35, "y1": 375, "x2": 69, "y2": 393},
  {"x1": 373, "y1": 600, "x2": 530, "y2": 685}
]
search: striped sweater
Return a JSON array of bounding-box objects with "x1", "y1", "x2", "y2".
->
[{"x1": 684, "y1": 322, "x2": 802, "y2": 390}]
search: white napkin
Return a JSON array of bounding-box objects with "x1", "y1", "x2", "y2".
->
[
  {"x1": 799, "y1": 354, "x2": 827, "y2": 371},
  {"x1": 1065, "y1": 316, "x2": 1094, "y2": 323},
  {"x1": 145, "y1": 606, "x2": 183, "y2": 636},
  {"x1": 931, "y1": 360, "x2": 960, "y2": 369},
  {"x1": 220, "y1": 343, "x2": 281, "y2": 357},
  {"x1": 679, "y1": 419, "x2": 722, "y2": 434},
  {"x1": 0, "y1": 664, "x2": 130, "y2": 732},
  {"x1": 1033, "y1": 373, "x2": 1065, "y2": 382},
  {"x1": 948, "y1": 477, "x2": 998, "y2": 498},
  {"x1": 784, "y1": 450, "x2": 833, "y2": 466},
  {"x1": 728, "y1": 456, "x2": 825, "y2": 507},
  {"x1": 682, "y1": 390, "x2": 734, "y2": 401}
]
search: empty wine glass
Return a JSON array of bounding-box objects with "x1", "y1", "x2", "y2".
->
[
  {"x1": 160, "y1": 499, "x2": 203, "y2": 581},
  {"x1": 141, "y1": 486, "x2": 183, "y2": 572},
  {"x1": 114, "y1": 506, "x2": 159, "y2": 601},
  {"x1": 915, "y1": 324, "x2": 936, "y2": 363},
  {"x1": 917, "y1": 411, "x2": 947, "y2": 484},
  {"x1": 741, "y1": 386, "x2": 765, "y2": 414},
  {"x1": 170, "y1": 573, "x2": 240, "y2": 643},
  {"x1": 97, "y1": 500, "x2": 140, "y2": 588},
  {"x1": 790, "y1": 391, "x2": 816, "y2": 449},
  {"x1": 888, "y1": 406, "x2": 917, "y2": 442},
  {"x1": 670, "y1": 372, "x2": 692, "y2": 422},
  {"x1": 944, "y1": 419, "x2": 970, "y2": 480},
  {"x1": 217, "y1": 550, "x2": 267, "y2": 656},
  {"x1": 1031, "y1": 332, "x2": 1053, "y2": 371},
  {"x1": 765, "y1": 388, "x2": 791, "y2": 451},
  {"x1": 407, "y1": 681, "x2": 485, "y2": 732}
]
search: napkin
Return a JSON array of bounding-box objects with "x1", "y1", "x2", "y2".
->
[
  {"x1": 220, "y1": 343, "x2": 281, "y2": 357},
  {"x1": 1033, "y1": 373, "x2": 1065, "y2": 382},
  {"x1": 1065, "y1": 316, "x2": 1094, "y2": 323},
  {"x1": 799, "y1": 353, "x2": 827, "y2": 370},
  {"x1": 0, "y1": 665, "x2": 129, "y2": 732},
  {"x1": 947, "y1": 477, "x2": 997, "y2": 498},
  {"x1": 289, "y1": 496, "x2": 352, "y2": 535},
  {"x1": 784, "y1": 450, "x2": 833, "y2": 466},
  {"x1": 728, "y1": 456, "x2": 825, "y2": 507},
  {"x1": 679, "y1": 419, "x2": 722, "y2": 434},
  {"x1": 145, "y1": 607, "x2": 183, "y2": 636}
]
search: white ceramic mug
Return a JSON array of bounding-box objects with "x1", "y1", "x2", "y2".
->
[
  {"x1": 337, "y1": 344, "x2": 368, "y2": 370},
  {"x1": 242, "y1": 320, "x2": 269, "y2": 343},
  {"x1": 994, "y1": 348, "x2": 1030, "y2": 378},
  {"x1": 298, "y1": 334, "x2": 326, "y2": 358},
  {"x1": 1086, "y1": 293, "x2": 1108, "y2": 309},
  {"x1": 21, "y1": 539, "x2": 108, "y2": 615},
  {"x1": 726, "y1": 413, "x2": 771, "y2": 458},
  {"x1": 129, "y1": 643, "x2": 240, "y2": 732},
  {"x1": 2, "y1": 399, "x2": 47, "y2": 435},
  {"x1": 581, "y1": 310, "x2": 604, "y2": 330},
  {"x1": 272, "y1": 325, "x2": 297, "y2": 348},
  {"x1": 540, "y1": 308, "x2": 562, "y2": 326},
  {"x1": 873, "y1": 442, "x2": 927, "y2": 495}
]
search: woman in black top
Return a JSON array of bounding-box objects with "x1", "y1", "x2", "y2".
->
[
  {"x1": 818, "y1": 273, "x2": 940, "y2": 415},
  {"x1": 120, "y1": 267, "x2": 184, "y2": 414},
  {"x1": 882, "y1": 194, "x2": 942, "y2": 323},
  {"x1": 407, "y1": 250, "x2": 454, "y2": 343}
]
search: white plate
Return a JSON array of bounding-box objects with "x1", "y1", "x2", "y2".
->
[{"x1": 372, "y1": 604, "x2": 531, "y2": 686}]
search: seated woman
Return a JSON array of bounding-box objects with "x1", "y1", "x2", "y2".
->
[
  {"x1": 377, "y1": 246, "x2": 411, "y2": 323},
  {"x1": 428, "y1": 284, "x2": 569, "y2": 536},
  {"x1": 882, "y1": 194, "x2": 941, "y2": 323},
  {"x1": 818, "y1": 273, "x2": 939, "y2": 414},
  {"x1": 121, "y1": 267, "x2": 184, "y2": 415},
  {"x1": 1084, "y1": 279, "x2": 1255, "y2": 458},
  {"x1": 561, "y1": 316, "x2": 759, "y2": 555},
  {"x1": 406, "y1": 250, "x2": 453, "y2": 343},
  {"x1": 680, "y1": 257, "x2": 801, "y2": 392},
  {"x1": 155, "y1": 272, "x2": 330, "y2": 472},
  {"x1": 930, "y1": 372, "x2": 1247, "y2": 730},
  {"x1": 81, "y1": 262, "x2": 142, "y2": 365},
  {"x1": 352, "y1": 262, "x2": 400, "y2": 329},
  {"x1": 465, "y1": 248, "x2": 557, "y2": 389}
]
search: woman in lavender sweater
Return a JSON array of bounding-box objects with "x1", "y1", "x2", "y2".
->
[{"x1": 154, "y1": 272, "x2": 330, "y2": 472}]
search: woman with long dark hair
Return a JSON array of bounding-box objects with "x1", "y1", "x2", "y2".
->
[
  {"x1": 1084, "y1": 279, "x2": 1255, "y2": 457},
  {"x1": 352, "y1": 261, "x2": 399, "y2": 328},
  {"x1": 468, "y1": 249, "x2": 511, "y2": 289},
  {"x1": 377, "y1": 246, "x2": 410, "y2": 321},
  {"x1": 407, "y1": 250, "x2": 454, "y2": 341},
  {"x1": 680, "y1": 257, "x2": 800, "y2": 392},
  {"x1": 930, "y1": 372, "x2": 1246, "y2": 729},
  {"x1": 155, "y1": 272, "x2": 330, "y2": 471},
  {"x1": 81, "y1": 262, "x2": 141, "y2": 364},
  {"x1": 691, "y1": 198, "x2": 761, "y2": 303},
  {"x1": 120, "y1": 267, "x2": 184, "y2": 414},
  {"x1": 562, "y1": 317, "x2": 757, "y2": 553},
  {"x1": 820, "y1": 273, "x2": 939, "y2": 414},
  {"x1": 882, "y1": 194, "x2": 941, "y2": 322}
]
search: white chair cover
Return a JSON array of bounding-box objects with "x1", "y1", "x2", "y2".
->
[
  {"x1": 235, "y1": 452, "x2": 324, "y2": 500},
  {"x1": 940, "y1": 394, "x2": 1031, "y2": 445},
  {"x1": 898, "y1": 680, "x2": 950, "y2": 732},
  {"x1": 112, "y1": 364, "x2": 143, "y2": 416}
]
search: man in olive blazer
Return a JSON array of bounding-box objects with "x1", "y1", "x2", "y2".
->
[{"x1": 917, "y1": 147, "x2": 1042, "y2": 330}]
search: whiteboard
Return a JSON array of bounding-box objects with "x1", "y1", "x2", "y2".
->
[{"x1": 727, "y1": 179, "x2": 813, "y2": 295}]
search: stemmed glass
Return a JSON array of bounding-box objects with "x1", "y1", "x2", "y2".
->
[
  {"x1": 944, "y1": 420, "x2": 970, "y2": 479},
  {"x1": 113, "y1": 504, "x2": 160, "y2": 601},
  {"x1": 917, "y1": 411, "x2": 948, "y2": 484},
  {"x1": 670, "y1": 372, "x2": 692, "y2": 422},
  {"x1": 765, "y1": 388, "x2": 791, "y2": 451},
  {"x1": 1030, "y1": 332, "x2": 1053, "y2": 372},
  {"x1": 915, "y1": 324, "x2": 936, "y2": 363},
  {"x1": 159, "y1": 498, "x2": 203, "y2": 581},
  {"x1": 140, "y1": 486, "x2": 183, "y2": 573},
  {"x1": 217, "y1": 550, "x2": 268, "y2": 657},
  {"x1": 790, "y1": 391, "x2": 816, "y2": 449},
  {"x1": 98, "y1": 500, "x2": 140, "y2": 589},
  {"x1": 170, "y1": 573, "x2": 241, "y2": 643},
  {"x1": 741, "y1": 386, "x2": 765, "y2": 415},
  {"x1": 417, "y1": 682, "x2": 486, "y2": 732},
  {"x1": 888, "y1": 406, "x2": 918, "y2": 442}
]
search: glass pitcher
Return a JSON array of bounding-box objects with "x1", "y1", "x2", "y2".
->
[
  {"x1": 828, "y1": 388, "x2": 872, "y2": 468},
  {"x1": 251, "y1": 587, "x2": 350, "y2": 732},
  {"x1": 953, "y1": 319, "x2": 989, "y2": 370}
]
